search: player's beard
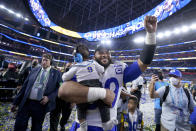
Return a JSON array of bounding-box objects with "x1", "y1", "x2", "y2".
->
[{"x1": 95, "y1": 57, "x2": 112, "y2": 68}]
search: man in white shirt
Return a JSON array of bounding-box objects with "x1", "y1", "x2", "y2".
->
[{"x1": 149, "y1": 69, "x2": 195, "y2": 131}]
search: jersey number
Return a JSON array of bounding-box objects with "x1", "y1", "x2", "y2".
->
[
  {"x1": 105, "y1": 77, "x2": 119, "y2": 107},
  {"x1": 87, "y1": 66, "x2": 93, "y2": 72}
]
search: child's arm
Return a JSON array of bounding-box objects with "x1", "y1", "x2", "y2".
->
[
  {"x1": 62, "y1": 66, "x2": 77, "y2": 81},
  {"x1": 121, "y1": 89, "x2": 137, "y2": 99}
]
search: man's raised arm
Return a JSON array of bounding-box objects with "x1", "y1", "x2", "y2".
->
[
  {"x1": 123, "y1": 16, "x2": 157, "y2": 83},
  {"x1": 138, "y1": 16, "x2": 157, "y2": 72}
]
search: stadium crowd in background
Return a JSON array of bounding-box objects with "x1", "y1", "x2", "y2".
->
[{"x1": 0, "y1": 13, "x2": 195, "y2": 131}]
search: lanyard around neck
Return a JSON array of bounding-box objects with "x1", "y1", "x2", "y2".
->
[
  {"x1": 169, "y1": 86, "x2": 183, "y2": 108},
  {"x1": 37, "y1": 69, "x2": 50, "y2": 83}
]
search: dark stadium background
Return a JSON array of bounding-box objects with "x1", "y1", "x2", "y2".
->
[{"x1": 0, "y1": 0, "x2": 196, "y2": 130}]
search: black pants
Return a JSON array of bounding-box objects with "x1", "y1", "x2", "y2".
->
[
  {"x1": 131, "y1": 90, "x2": 141, "y2": 108},
  {"x1": 155, "y1": 124, "x2": 161, "y2": 131},
  {"x1": 14, "y1": 99, "x2": 46, "y2": 131},
  {"x1": 77, "y1": 100, "x2": 110, "y2": 123},
  {"x1": 50, "y1": 97, "x2": 71, "y2": 131},
  {"x1": 155, "y1": 109, "x2": 162, "y2": 131}
]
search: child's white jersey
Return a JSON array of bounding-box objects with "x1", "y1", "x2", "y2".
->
[{"x1": 62, "y1": 60, "x2": 104, "y2": 82}]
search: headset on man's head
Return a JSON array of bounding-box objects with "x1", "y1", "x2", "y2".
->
[{"x1": 42, "y1": 53, "x2": 54, "y2": 65}]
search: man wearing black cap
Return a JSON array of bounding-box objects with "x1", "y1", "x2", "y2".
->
[{"x1": 59, "y1": 16, "x2": 157, "y2": 131}]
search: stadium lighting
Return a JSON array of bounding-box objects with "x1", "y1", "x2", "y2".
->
[
  {"x1": 157, "y1": 32, "x2": 164, "y2": 39},
  {"x1": 165, "y1": 31, "x2": 171, "y2": 37},
  {"x1": 16, "y1": 13, "x2": 22, "y2": 18},
  {"x1": 105, "y1": 40, "x2": 111, "y2": 45},
  {"x1": 101, "y1": 40, "x2": 111, "y2": 45},
  {"x1": 173, "y1": 28, "x2": 180, "y2": 35},
  {"x1": 0, "y1": 5, "x2": 5, "y2": 9},
  {"x1": 101, "y1": 40, "x2": 105, "y2": 44},
  {"x1": 133, "y1": 37, "x2": 144, "y2": 43},
  {"x1": 190, "y1": 23, "x2": 196, "y2": 30},
  {"x1": 37, "y1": 33, "x2": 40, "y2": 37},
  {"x1": 135, "y1": 22, "x2": 196, "y2": 42},
  {"x1": 7, "y1": 9, "x2": 14, "y2": 14},
  {"x1": 0, "y1": 5, "x2": 29, "y2": 21},
  {"x1": 181, "y1": 26, "x2": 189, "y2": 33},
  {"x1": 24, "y1": 18, "x2": 29, "y2": 21}
]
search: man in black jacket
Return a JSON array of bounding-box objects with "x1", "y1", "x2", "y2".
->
[{"x1": 11, "y1": 53, "x2": 62, "y2": 131}]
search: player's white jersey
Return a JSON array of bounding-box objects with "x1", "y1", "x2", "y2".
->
[
  {"x1": 86, "y1": 61, "x2": 141, "y2": 127},
  {"x1": 62, "y1": 60, "x2": 104, "y2": 82},
  {"x1": 85, "y1": 61, "x2": 126, "y2": 127},
  {"x1": 74, "y1": 61, "x2": 142, "y2": 127}
]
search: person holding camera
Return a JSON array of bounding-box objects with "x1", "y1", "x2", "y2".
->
[
  {"x1": 149, "y1": 71, "x2": 169, "y2": 131},
  {"x1": 149, "y1": 69, "x2": 195, "y2": 131}
]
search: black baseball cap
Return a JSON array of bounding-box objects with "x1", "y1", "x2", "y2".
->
[{"x1": 95, "y1": 45, "x2": 110, "y2": 53}]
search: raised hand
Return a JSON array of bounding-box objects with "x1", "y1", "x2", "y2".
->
[
  {"x1": 151, "y1": 74, "x2": 159, "y2": 84},
  {"x1": 144, "y1": 16, "x2": 157, "y2": 33}
]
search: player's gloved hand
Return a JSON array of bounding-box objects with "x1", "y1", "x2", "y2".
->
[{"x1": 103, "y1": 89, "x2": 115, "y2": 107}]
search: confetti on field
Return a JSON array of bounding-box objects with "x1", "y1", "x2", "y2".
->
[{"x1": 0, "y1": 92, "x2": 155, "y2": 130}]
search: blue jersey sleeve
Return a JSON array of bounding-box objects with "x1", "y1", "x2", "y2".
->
[
  {"x1": 71, "y1": 75, "x2": 77, "y2": 82},
  {"x1": 190, "y1": 107, "x2": 196, "y2": 125},
  {"x1": 123, "y1": 62, "x2": 142, "y2": 84}
]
